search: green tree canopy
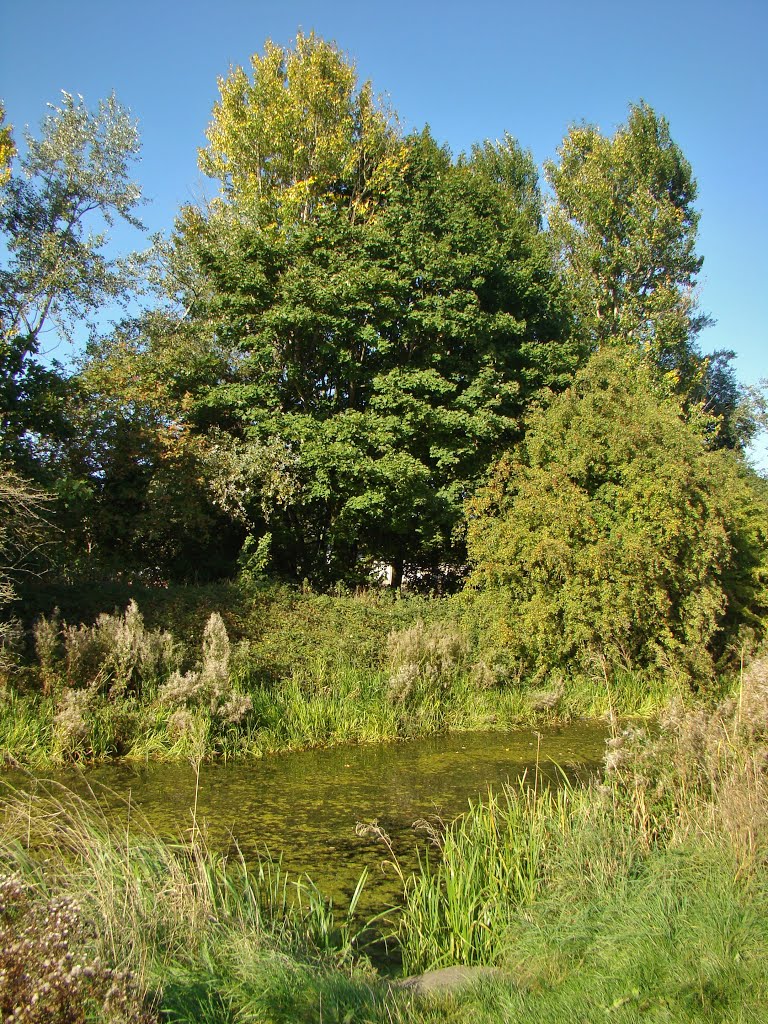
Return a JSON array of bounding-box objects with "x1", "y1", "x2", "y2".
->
[
  {"x1": 0, "y1": 103, "x2": 14, "y2": 186},
  {"x1": 77, "y1": 37, "x2": 574, "y2": 587},
  {"x1": 467, "y1": 349, "x2": 768, "y2": 682},
  {"x1": 198, "y1": 30, "x2": 398, "y2": 224},
  {"x1": 154, "y1": 121, "x2": 575, "y2": 585},
  {"x1": 545, "y1": 101, "x2": 758, "y2": 450},
  {"x1": 0, "y1": 92, "x2": 146, "y2": 473},
  {"x1": 546, "y1": 104, "x2": 714, "y2": 398}
]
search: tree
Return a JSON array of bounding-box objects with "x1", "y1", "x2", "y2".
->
[
  {"x1": 0, "y1": 103, "x2": 14, "y2": 186},
  {"x1": 467, "y1": 349, "x2": 768, "y2": 682},
  {"x1": 37, "y1": 310, "x2": 241, "y2": 584},
  {"x1": 0, "y1": 466, "x2": 48, "y2": 602},
  {"x1": 198, "y1": 30, "x2": 398, "y2": 224},
  {"x1": 0, "y1": 92, "x2": 145, "y2": 471},
  {"x1": 164, "y1": 119, "x2": 574, "y2": 585},
  {"x1": 546, "y1": 102, "x2": 707, "y2": 391}
]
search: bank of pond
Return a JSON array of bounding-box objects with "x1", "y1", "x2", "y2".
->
[
  {"x1": 1, "y1": 590, "x2": 767, "y2": 1020},
  {"x1": 2, "y1": 689, "x2": 768, "y2": 1023},
  {"x1": 2, "y1": 723, "x2": 608, "y2": 913},
  {"x1": 0, "y1": 592, "x2": 674, "y2": 769}
]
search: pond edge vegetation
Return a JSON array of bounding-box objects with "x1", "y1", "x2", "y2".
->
[
  {"x1": 2, "y1": 653, "x2": 768, "y2": 1022},
  {"x1": 2, "y1": 29, "x2": 768, "y2": 1024}
]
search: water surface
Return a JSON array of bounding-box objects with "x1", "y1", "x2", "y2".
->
[{"x1": 5, "y1": 723, "x2": 607, "y2": 910}]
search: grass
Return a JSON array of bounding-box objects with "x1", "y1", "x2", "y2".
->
[
  {"x1": 2, "y1": 671, "x2": 768, "y2": 1023},
  {"x1": 0, "y1": 778, "x2": 383, "y2": 1023},
  {"x1": 392, "y1": 781, "x2": 571, "y2": 973},
  {"x1": 1, "y1": 582, "x2": 686, "y2": 767},
  {"x1": 2, "y1": 584, "x2": 766, "y2": 1020}
]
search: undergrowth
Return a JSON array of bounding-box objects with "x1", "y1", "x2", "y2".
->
[{"x1": 0, "y1": 584, "x2": 689, "y2": 766}]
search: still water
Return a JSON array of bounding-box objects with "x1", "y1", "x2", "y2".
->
[{"x1": 7, "y1": 723, "x2": 607, "y2": 910}]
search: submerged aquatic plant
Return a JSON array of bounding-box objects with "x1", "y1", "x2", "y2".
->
[{"x1": 0, "y1": 781, "x2": 373, "y2": 1002}]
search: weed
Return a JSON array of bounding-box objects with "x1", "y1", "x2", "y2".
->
[{"x1": 0, "y1": 873, "x2": 156, "y2": 1023}]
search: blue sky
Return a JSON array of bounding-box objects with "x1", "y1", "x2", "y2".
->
[{"x1": 1, "y1": 0, "x2": 766, "y2": 455}]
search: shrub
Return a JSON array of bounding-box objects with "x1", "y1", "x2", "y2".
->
[
  {"x1": 52, "y1": 687, "x2": 92, "y2": 753},
  {"x1": 467, "y1": 350, "x2": 768, "y2": 685},
  {"x1": 33, "y1": 611, "x2": 62, "y2": 694},
  {"x1": 158, "y1": 612, "x2": 252, "y2": 751},
  {"x1": 35, "y1": 601, "x2": 180, "y2": 698},
  {"x1": 602, "y1": 650, "x2": 768, "y2": 863}
]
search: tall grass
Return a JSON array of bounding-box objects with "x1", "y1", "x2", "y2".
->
[
  {"x1": 385, "y1": 656, "x2": 768, "y2": 1004},
  {"x1": 3, "y1": 658, "x2": 768, "y2": 1022},
  {"x1": 394, "y1": 780, "x2": 572, "y2": 973},
  {"x1": 0, "y1": 780, "x2": 380, "y2": 1022},
  {"x1": 471, "y1": 845, "x2": 768, "y2": 1024},
  {"x1": 1, "y1": 582, "x2": 691, "y2": 767},
  {"x1": 0, "y1": 690, "x2": 54, "y2": 768}
]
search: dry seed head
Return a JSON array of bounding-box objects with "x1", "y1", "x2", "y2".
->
[{"x1": 201, "y1": 612, "x2": 230, "y2": 684}]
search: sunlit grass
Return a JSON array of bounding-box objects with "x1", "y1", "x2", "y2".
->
[
  {"x1": 3, "y1": 664, "x2": 768, "y2": 1023},
  {"x1": 392, "y1": 780, "x2": 572, "y2": 973},
  {"x1": 1, "y1": 582, "x2": 692, "y2": 768},
  {"x1": 0, "y1": 780, "x2": 380, "y2": 1021}
]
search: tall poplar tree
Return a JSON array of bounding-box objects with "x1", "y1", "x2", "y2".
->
[
  {"x1": 198, "y1": 30, "x2": 397, "y2": 224},
  {"x1": 545, "y1": 102, "x2": 759, "y2": 448},
  {"x1": 546, "y1": 102, "x2": 706, "y2": 390}
]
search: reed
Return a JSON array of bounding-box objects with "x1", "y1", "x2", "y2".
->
[
  {"x1": 393, "y1": 779, "x2": 572, "y2": 973},
  {"x1": 1, "y1": 583, "x2": 688, "y2": 768},
  {"x1": 3, "y1": 679, "x2": 768, "y2": 1024}
]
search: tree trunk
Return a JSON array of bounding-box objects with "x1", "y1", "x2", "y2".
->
[{"x1": 390, "y1": 555, "x2": 403, "y2": 591}]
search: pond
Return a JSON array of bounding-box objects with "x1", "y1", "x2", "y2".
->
[{"x1": 3, "y1": 722, "x2": 608, "y2": 914}]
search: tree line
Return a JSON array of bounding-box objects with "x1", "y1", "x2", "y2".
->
[{"x1": 1, "y1": 33, "x2": 766, "y2": 678}]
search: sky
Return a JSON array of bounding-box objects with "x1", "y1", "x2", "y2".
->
[{"x1": 1, "y1": 0, "x2": 766, "y2": 457}]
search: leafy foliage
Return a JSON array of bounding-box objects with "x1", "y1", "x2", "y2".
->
[
  {"x1": 544, "y1": 102, "x2": 761, "y2": 450},
  {"x1": 199, "y1": 30, "x2": 398, "y2": 223},
  {"x1": 0, "y1": 92, "x2": 146, "y2": 474},
  {"x1": 0, "y1": 103, "x2": 14, "y2": 186},
  {"x1": 467, "y1": 349, "x2": 768, "y2": 682},
  {"x1": 546, "y1": 102, "x2": 705, "y2": 367},
  {"x1": 43, "y1": 314, "x2": 239, "y2": 583},
  {"x1": 141, "y1": 109, "x2": 574, "y2": 584}
]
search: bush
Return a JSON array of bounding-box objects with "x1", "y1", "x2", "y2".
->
[
  {"x1": 0, "y1": 874, "x2": 156, "y2": 1023},
  {"x1": 467, "y1": 350, "x2": 768, "y2": 685},
  {"x1": 386, "y1": 619, "x2": 466, "y2": 705}
]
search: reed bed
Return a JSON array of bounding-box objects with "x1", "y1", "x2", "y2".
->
[
  {"x1": 3, "y1": 693, "x2": 768, "y2": 1024},
  {"x1": 390, "y1": 780, "x2": 572, "y2": 973},
  {"x1": 0, "y1": 778, "x2": 383, "y2": 1022}
]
